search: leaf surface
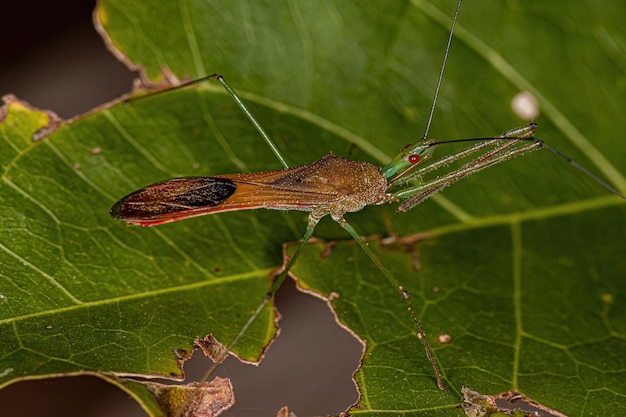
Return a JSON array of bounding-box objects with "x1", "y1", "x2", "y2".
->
[{"x1": 1, "y1": 1, "x2": 625, "y2": 416}]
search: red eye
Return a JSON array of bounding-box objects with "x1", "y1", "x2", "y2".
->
[{"x1": 408, "y1": 154, "x2": 420, "y2": 164}]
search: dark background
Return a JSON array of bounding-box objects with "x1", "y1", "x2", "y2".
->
[{"x1": 0, "y1": 1, "x2": 362, "y2": 416}]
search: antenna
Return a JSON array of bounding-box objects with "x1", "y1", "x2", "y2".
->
[{"x1": 422, "y1": 0, "x2": 463, "y2": 140}]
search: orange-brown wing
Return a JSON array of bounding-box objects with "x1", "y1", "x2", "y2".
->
[{"x1": 110, "y1": 159, "x2": 343, "y2": 226}]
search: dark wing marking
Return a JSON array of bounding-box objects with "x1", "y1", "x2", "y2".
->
[{"x1": 110, "y1": 177, "x2": 237, "y2": 225}]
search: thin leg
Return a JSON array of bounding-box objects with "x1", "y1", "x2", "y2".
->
[
  {"x1": 175, "y1": 217, "x2": 319, "y2": 416},
  {"x1": 390, "y1": 124, "x2": 537, "y2": 188},
  {"x1": 397, "y1": 140, "x2": 542, "y2": 211},
  {"x1": 213, "y1": 75, "x2": 290, "y2": 169},
  {"x1": 125, "y1": 73, "x2": 290, "y2": 169},
  {"x1": 335, "y1": 216, "x2": 447, "y2": 391}
]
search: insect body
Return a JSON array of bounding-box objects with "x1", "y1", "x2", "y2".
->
[
  {"x1": 111, "y1": 152, "x2": 387, "y2": 226},
  {"x1": 112, "y1": 74, "x2": 542, "y2": 392},
  {"x1": 111, "y1": 125, "x2": 540, "y2": 227},
  {"x1": 109, "y1": 1, "x2": 625, "y2": 409}
]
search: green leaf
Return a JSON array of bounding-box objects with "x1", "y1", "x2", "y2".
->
[{"x1": 2, "y1": 1, "x2": 625, "y2": 416}]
